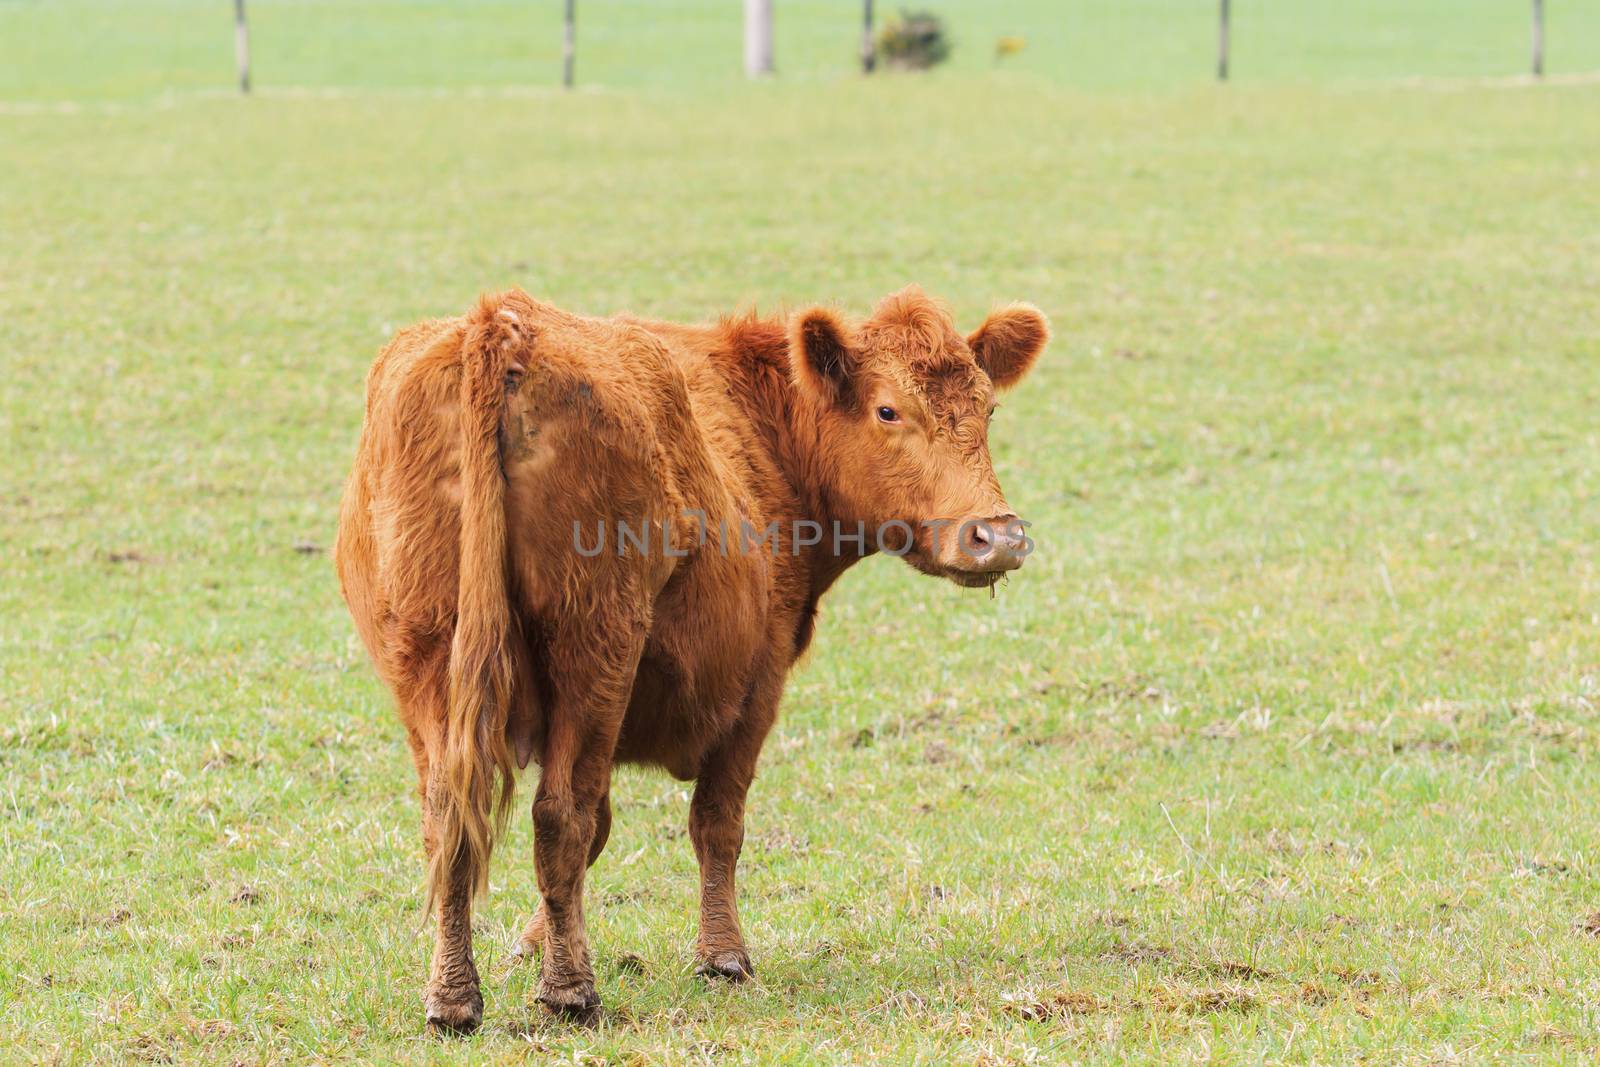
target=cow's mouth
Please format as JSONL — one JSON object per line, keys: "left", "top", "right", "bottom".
{"left": 917, "top": 556, "right": 1015, "bottom": 590}
{"left": 946, "top": 568, "right": 1004, "bottom": 589}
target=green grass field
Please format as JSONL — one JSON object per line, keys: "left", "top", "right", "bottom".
{"left": 3, "top": 2, "right": 1600, "bottom": 1063}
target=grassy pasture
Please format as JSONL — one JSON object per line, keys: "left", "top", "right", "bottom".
{"left": 3, "top": 2, "right": 1600, "bottom": 1063}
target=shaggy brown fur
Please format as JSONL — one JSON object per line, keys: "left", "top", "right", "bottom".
{"left": 334, "top": 285, "right": 1048, "bottom": 1030}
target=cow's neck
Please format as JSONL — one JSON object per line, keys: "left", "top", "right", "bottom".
{"left": 722, "top": 322, "right": 875, "bottom": 600}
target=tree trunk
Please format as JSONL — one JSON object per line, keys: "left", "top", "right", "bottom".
{"left": 744, "top": 0, "right": 774, "bottom": 78}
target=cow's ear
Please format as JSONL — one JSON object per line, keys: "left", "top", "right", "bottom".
{"left": 968, "top": 304, "right": 1049, "bottom": 389}
{"left": 791, "top": 307, "right": 860, "bottom": 407}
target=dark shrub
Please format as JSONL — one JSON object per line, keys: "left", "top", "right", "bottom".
{"left": 877, "top": 10, "right": 951, "bottom": 71}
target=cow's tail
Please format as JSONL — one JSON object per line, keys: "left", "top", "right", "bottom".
{"left": 428, "top": 293, "right": 528, "bottom": 913}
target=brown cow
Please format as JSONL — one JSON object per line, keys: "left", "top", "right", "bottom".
{"left": 334, "top": 285, "right": 1047, "bottom": 1030}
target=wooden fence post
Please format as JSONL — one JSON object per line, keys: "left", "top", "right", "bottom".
{"left": 862, "top": 0, "right": 876, "bottom": 74}
{"left": 1217, "top": 0, "right": 1230, "bottom": 82}
{"left": 234, "top": 0, "right": 250, "bottom": 94}
{"left": 1531, "top": 0, "right": 1545, "bottom": 77}
{"left": 563, "top": 0, "right": 576, "bottom": 88}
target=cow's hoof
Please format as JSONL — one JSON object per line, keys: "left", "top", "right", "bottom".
{"left": 509, "top": 909, "right": 545, "bottom": 963}
{"left": 424, "top": 986, "right": 484, "bottom": 1034}
{"left": 537, "top": 978, "right": 600, "bottom": 1022}
{"left": 695, "top": 949, "right": 755, "bottom": 982}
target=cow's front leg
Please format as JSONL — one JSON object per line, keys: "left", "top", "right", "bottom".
{"left": 532, "top": 746, "right": 614, "bottom": 1017}
{"left": 511, "top": 792, "right": 610, "bottom": 960}
{"left": 689, "top": 688, "right": 777, "bottom": 981}
{"left": 530, "top": 614, "right": 641, "bottom": 1019}
{"left": 689, "top": 772, "right": 754, "bottom": 979}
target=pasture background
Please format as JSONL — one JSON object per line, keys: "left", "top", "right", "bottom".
{"left": 3, "top": 1, "right": 1600, "bottom": 1063}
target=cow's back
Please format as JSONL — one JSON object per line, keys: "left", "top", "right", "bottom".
{"left": 335, "top": 294, "right": 761, "bottom": 773}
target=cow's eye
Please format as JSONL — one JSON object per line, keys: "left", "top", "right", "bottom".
{"left": 876, "top": 405, "right": 900, "bottom": 424}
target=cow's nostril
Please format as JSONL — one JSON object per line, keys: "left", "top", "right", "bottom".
{"left": 961, "top": 521, "right": 993, "bottom": 558}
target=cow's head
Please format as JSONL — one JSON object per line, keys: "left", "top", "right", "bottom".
{"left": 790, "top": 285, "right": 1049, "bottom": 587}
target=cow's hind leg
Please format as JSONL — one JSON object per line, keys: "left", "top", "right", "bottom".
{"left": 510, "top": 792, "right": 610, "bottom": 960}
{"left": 395, "top": 688, "right": 487, "bottom": 1033}
{"left": 531, "top": 613, "right": 644, "bottom": 1017}
{"left": 415, "top": 733, "right": 485, "bottom": 1032}
{"left": 424, "top": 781, "right": 484, "bottom": 1032}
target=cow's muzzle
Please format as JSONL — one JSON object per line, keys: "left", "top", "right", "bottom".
{"left": 944, "top": 513, "right": 1029, "bottom": 584}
